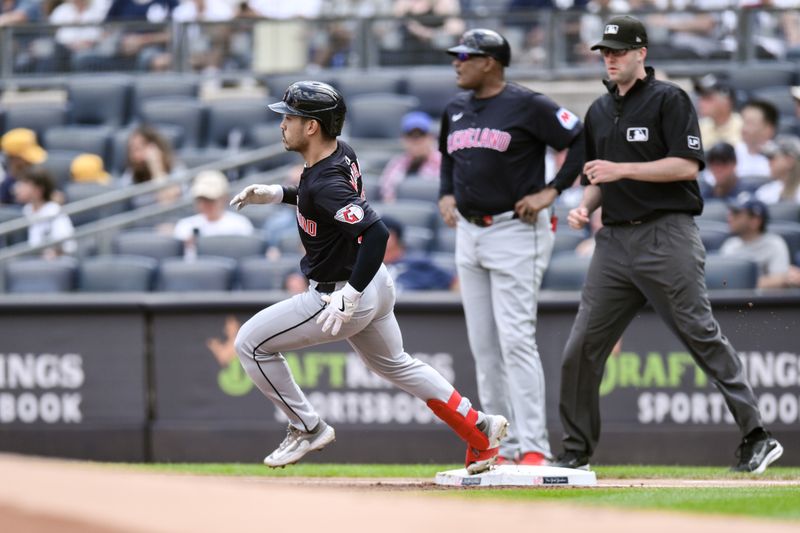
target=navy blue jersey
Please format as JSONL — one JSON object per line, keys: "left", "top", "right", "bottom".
{"left": 439, "top": 82, "right": 582, "bottom": 217}
{"left": 294, "top": 141, "right": 380, "bottom": 282}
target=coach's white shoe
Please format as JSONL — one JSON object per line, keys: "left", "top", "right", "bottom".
{"left": 264, "top": 420, "right": 336, "bottom": 468}
{"left": 465, "top": 414, "right": 509, "bottom": 475}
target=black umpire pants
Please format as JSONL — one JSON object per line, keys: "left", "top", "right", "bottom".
{"left": 559, "top": 213, "right": 763, "bottom": 457}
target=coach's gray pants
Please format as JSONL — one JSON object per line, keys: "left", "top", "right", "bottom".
{"left": 456, "top": 210, "right": 554, "bottom": 459}
{"left": 559, "top": 213, "right": 763, "bottom": 457}
{"left": 234, "top": 264, "right": 460, "bottom": 433}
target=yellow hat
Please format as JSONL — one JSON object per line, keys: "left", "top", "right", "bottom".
{"left": 1, "top": 128, "right": 47, "bottom": 164}
{"left": 70, "top": 153, "right": 111, "bottom": 184}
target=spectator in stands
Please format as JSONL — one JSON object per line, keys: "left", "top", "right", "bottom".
{"left": 70, "top": 153, "right": 111, "bottom": 185}
{"left": 104, "top": 0, "right": 177, "bottom": 70}
{"left": 0, "top": 0, "right": 41, "bottom": 26}
{"left": 382, "top": 216, "right": 455, "bottom": 292}
{"left": 14, "top": 166, "right": 76, "bottom": 258}
{"left": 391, "top": 0, "right": 464, "bottom": 65}
{"left": 119, "top": 125, "right": 182, "bottom": 208}
{"left": 700, "top": 142, "right": 749, "bottom": 201}
{"left": 379, "top": 111, "right": 441, "bottom": 203}
{"left": 736, "top": 100, "right": 778, "bottom": 178}
{"left": 173, "top": 170, "right": 253, "bottom": 257}
{"left": 694, "top": 74, "right": 741, "bottom": 148}
{"left": 720, "top": 198, "right": 800, "bottom": 289}
{"left": 755, "top": 135, "right": 800, "bottom": 204}
{"left": 0, "top": 128, "right": 48, "bottom": 205}
{"left": 170, "top": 0, "right": 234, "bottom": 72}
{"left": 263, "top": 163, "right": 303, "bottom": 257}
{"left": 49, "top": 0, "right": 106, "bottom": 69}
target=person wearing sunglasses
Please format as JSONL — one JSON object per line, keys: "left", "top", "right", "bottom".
{"left": 553, "top": 15, "right": 782, "bottom": 474}
{"left": 438, "top": 28, "right": 585, "bottom": 467}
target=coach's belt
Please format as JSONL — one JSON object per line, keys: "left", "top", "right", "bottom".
{"left": 310, "top": 280, "right": 348, "bottom": 293}
{"left": 464, "top": 211, "right": 518, "bottom": 227}
{"left": 609, "top": 212, "right": 667, "bottom": 227}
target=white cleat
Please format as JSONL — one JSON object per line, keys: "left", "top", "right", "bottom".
{"left": 264, "top": 420, "right": 336, "bottom": 468}
{"left": 466, "top": 414, "right": 509, "bottom": 475}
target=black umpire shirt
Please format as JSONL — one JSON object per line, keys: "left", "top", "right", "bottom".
{"left": 583, "top": 67, "right": 706, "bottom": 226}
{"left": 284, "top": 141, "right": 380, "bottom": 283}
{"left": 439, "top": 82, "right": 583, "bottom": 217}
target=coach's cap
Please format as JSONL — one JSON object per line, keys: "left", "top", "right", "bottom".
{"left": 761, "top": 135, "right": 800, "bottom": 159}
{"left": 591, "top": 15, "right": 648, "bottom": 50}
{"left": 729, "top": 196, "right": 769, "bottom": 222}
{"left": 693, "top": 74, "right": 734, "bottom": 98}
{"left": 191, "top": 170, "right": 229, "bottom": 200}
{"left": 706, "top": 142, "right": 737, "bottom": 164}
{"left": 401, "top": 111, "right": 433, "bottom": 135}
{"left": 1, "top": 128, "right": 47, "bottom": 164}
{"left": 71, "top": 153, "right": 110, "bottom": 184}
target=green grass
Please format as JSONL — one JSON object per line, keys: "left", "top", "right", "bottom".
{"left": 112, "top": 463, "right": 800, "bottom": 520}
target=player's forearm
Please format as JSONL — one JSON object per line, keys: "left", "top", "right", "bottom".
{"left": 580, "top": 184, "right": 602, "bottom": 213}
{"left": 349, "top": 220, "right": 389, "bottom": 292}
{"left": 281, "top": 186, "right": 298, "bottom": 205}
{"left": 618, "top": 157, "right": 699, "bottom": 183}
{"left": 550, "top": 129, "right": 586, "bottom": 193}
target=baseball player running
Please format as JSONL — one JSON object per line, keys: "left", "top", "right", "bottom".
{"left": 231, "top": 81, "right": 508, "bottom": 473}
{"left": 438, "top": 29, "right": 585, "bottom": 465}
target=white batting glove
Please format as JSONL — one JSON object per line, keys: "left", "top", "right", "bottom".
{"left": 316, "top": 283, "right": 362, "bottom": 336}
{"left": 229, "top": 184, "right": 283, "bottom": 211}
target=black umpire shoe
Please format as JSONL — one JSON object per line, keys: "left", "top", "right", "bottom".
{"left": 731, "top": 430, "right": 783, "bottom": 474}
{"left": 552, "top": 450, "right": 591, "bottom": 471}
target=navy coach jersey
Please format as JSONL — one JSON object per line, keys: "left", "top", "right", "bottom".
{"left": 295, "top": 141, "right": 380, "bottom": 282}
{"left": 439, "top": 82, "right": 582, "bottom": 217}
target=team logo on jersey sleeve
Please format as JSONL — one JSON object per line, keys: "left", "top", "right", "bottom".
{"left": 687, "top": 135, "right": 701, "bottom": 150}
{"left": 626, "top": 127, "right": 649, "bottom": 142}
{"left": 335, "top": 204, "right": 365, "bottom": 224}
{"left": 556, "top": 108, "right": 579, "bottom": 130}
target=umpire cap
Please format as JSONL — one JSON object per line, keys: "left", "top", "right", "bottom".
{"left": 268, "top": 81, "right": 347, "bottom": 138}
{"left": 447, "top": 28, "right": 511, "bottom": 67}
{"left": 591, "top": 15, "right": 648, "bottom": 50}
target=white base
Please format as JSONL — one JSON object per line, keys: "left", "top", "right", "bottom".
{"left": 434, "top": 464, "right": 597, "bottom": 488}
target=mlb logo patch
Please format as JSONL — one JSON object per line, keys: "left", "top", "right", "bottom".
{"left": 626, "top": 127, "right": 649, "bottom": 142}
{"left": 335, "top": 204, "right": 364, "bottom": 224}
{"left": 605, "top": 24, "right": 619, "bottom": 34}
{"left": 687, "top": 135, "right": 701, "bottom": 150}
{"left": 556, "top": 107, "right": 579, "bottom": 130}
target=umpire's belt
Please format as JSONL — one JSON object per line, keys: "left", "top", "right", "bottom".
{"left": 310, "top": 279, "right": 348, "bottom": 293}
{"left": 464, "top": 210, "right": 518, "bottom": 227}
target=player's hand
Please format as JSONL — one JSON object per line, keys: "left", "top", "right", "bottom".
{"left": 567, "top": 206, "right": 591, "bottom": 230}
{"left": 316, "top": 283, "right": 362, "bottom": 336}
{"left": 438, "top": 194, "right": 458, "bottom": 228}
{"left": 584, "top": 160, "right": 623, "bottom": 184}
{"left": 229, "top": 184, "right": 283, "bottom": 211}
{"left": 514, "top": 188, "right": 558, "bottom": 223}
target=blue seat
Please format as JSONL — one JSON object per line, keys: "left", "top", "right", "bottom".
{"left": 67, "top": 76, "right": 132, "bottom": 127}
{"left": 3, "top": 103, "right": 68, "bottom": 140}
{"left": 205, "top": 98, "right": 273, "bottom": 149}
{"left": 237, "top": 256, "right": 301, "bottom": 291}
{"left": 112, "top": 230, "right": 184, "bottom": 260}
{"left": 345, "top": 94, "right": 420, "bottom": 139}
{"left": 5, "top": 257, "right": 78, "bottom": 293}
{"left": 768, "top": 221, "right": 800, "bottom": 266}
{"left": 394, "top": 179, "right": 440, "bottom": 203}
{"left": 196, "top": 234, "right": 267, "bottom": 260}
{"left": 704, "top": 255, "right": 758, "bottom": 289}
{"left": 139, "top": 97, "right": 207, "bottom": 147}
{"left": 331, "top": 70, "right": 404, "bottom": 99}
{"left": 405, "top": 68, "right": 461, "bottom": 118}
{"left": 553, "top": 230, "right": 587, "bottom": 256}
{"left": 541, "top": 254, "right": 592, "bottom": 290}
{"left": 132, "top": 75, "right": 199, "bottom": 119}
{"left": 157, "top": 257, "right": 237, "bottom": 291}
{"left": 43, "top": 125, "right": 113, "bottom": 162}
{"left": 78, "top": 255, "right": 157, "bottom": 292}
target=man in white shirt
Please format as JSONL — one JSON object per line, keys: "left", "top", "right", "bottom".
{"left": 720, "top": 198, "right": 800, "bottom": 289}
{"left": 173, "top": 170, "right": 254, "bottom": 254}
{"left": 735, "top": 100, "right": 778, "bottom": 178}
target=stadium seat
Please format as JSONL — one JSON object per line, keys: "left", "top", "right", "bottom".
{"left": 768, "top": 221, "right": 800, "bottom": 265}
{"left": 405, "top": 68, "right": 461, "bottom": 118}
{"left": 112, "top": 231, "right": 184, "bottom": 260}
{"left": 371, "top": 200, "right": 439, "bottom": 232}
{"left": 196, "top": 234, "right": 267, "bottom": 260}
{"left": 698, "top": 224, "right": 730, "bottom": 252}
{"left": 751, "top": 86, "right": 797, "bottom": 118}
{"left": 738, "top": 174, "right": 772, "bottom": 192}
{"left": 0, "top": 205, "right": 26, "bottom": 246}
{"left": 41, "top": 149, "right": 82, "bottom": 188}
{"left": 2, "top": 103, "right": 68, "bottom": 140}
{"left": 205, "top": 98, "right": 273, "bottom": 149}
{"left": 395, "top": 178, "right": 440, "bottom": 203}
{"left": 345, "top": 94, "right": 420, "bottom": 139}
{"left": 553, "top": 230, "right": 587, "bottom": 256}
{"left": 237, "top": 256, "right": 301, "bottom": 291}
{"left": 768, "top": 202, "right": 800, "bottom": 223}
{"left": 64, "top": 183, "right": 128, "bottom": 226}
{"left": 4, "top": 256, "right": 78, "bottom": 293}
{"left": 541, "top": 254, "right": 592, "bottom": 290}
{"left": 139, "top": 97, "right": 207, "bottom": 147}
{"left": 78, "top": 255, "right": 157, "bottom": 292}
{"left": 43, "top": 125, "right": 113, "bottom": 162}
{"left": 131, "top": 75, "right": 199, "bottom": 119}
{"left": 330, "top": 70, "right": 405, "bottom": 99}
{"left": 157, "top": 257, "right": 237, "bottom": 292}
{"left": 704, "top": 255, "right": 758, "bottom": 289}
{"left": 698, "top": 199, "right": 730, "bottom": 223}
{"left": 428, "top": 251, "right": 456, "bottom": 275}
{"left": 727, "top": 64, "right": 797, "bottom": 92}
{"left": 436, "top": 226, "right": 456, "bottom": 253}
{"left": 67, "top": 76, "right": 132, "bottom": 127}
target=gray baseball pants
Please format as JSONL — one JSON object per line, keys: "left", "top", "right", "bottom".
{"left": 456, "top": 209, "right": 555, "bottom": 459}
{"left": 234, "top": 264, "right": 463, "bottom": 433}
{"left": 559, "top": 213, "right": 763, "bottom": 457}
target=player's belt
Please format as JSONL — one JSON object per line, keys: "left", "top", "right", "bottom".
{"left": 464, "top": 211, "right": 518, "bottom": 227}
{"left": 310, "top": 280, "right": 348, "bottom": 293}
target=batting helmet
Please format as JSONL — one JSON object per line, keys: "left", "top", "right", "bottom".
{"left": 268, "top": 81, "right": 346, "bottom": 138}
{"left": 447, "top": 29, "right": 511, "bottom": 67}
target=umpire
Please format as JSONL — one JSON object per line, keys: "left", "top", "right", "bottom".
{"left": 553, "top": 15, "right": 782, "bottom": 474}
{"left": 438, "top": 28, "right": 584, "bottom": 465}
